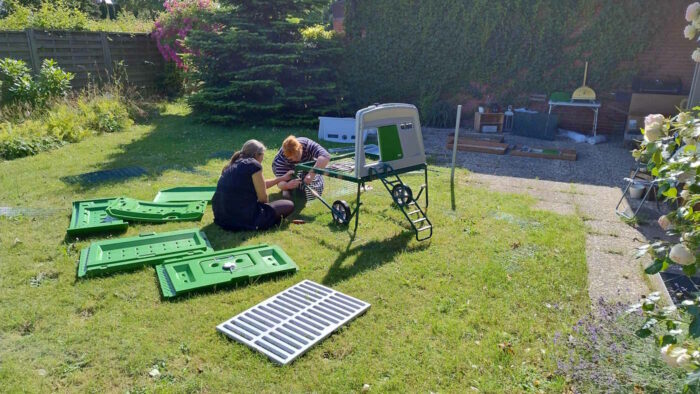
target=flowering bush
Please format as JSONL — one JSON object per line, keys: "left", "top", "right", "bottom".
{"left": 152, "top": 0, "right": 218, "bottom": 69}
{"left": 685, "top": 2, "right": 700, "bottom": 62}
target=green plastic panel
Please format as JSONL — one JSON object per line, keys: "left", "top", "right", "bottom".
{"left": 106, "top": 198, "right": 206, "bottom": 223}
{"left": 377, "top": 125, "right": 403, "bottom": 161}
{"left": 77, "top": 228, "right": 212, "bottom": 278}
{"left": 67, "top": 198, "right": 128, "bottom": 236}
{"left": 155, "top": 244, "right": 298, "bottom": 299}
{"left": 153, "top": 186, "right": 217, "bottom": 204}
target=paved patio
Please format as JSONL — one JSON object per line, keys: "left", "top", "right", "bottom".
{"left": 422, "top": 128, "right": 670, "bottom": 305}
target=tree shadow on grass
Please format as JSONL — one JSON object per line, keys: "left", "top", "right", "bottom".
{"left": 321, "top": 231, "right": 429, "bottom": 286}
{"left": 63, "top": 109, "right": 321, "bottom": 189}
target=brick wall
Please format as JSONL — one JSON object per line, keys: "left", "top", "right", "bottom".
{"left": 555, "top": 2, "right": 696, "bottom": 135}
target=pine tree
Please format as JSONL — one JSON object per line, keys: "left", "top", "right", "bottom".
{"left": 187, "top": 0, "right": 343, "bottom": 127}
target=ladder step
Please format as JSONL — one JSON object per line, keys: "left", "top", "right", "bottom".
{"left": 412, "top": 218, "right": 427, "bottom": 224}
{"left": 407, "top": 201, "right": 417, "bottom": 206}
{"left": 417, "top": 225, "right": 432, "bottom": 232}
{"left": 407, "top": 210, "right": 421, "bottom": 215}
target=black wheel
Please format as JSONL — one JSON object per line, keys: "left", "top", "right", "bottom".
{"left": 331, "top": 200, "right": 351, "bottom": 225}
{"left": 391, "top": 185, "right": 413, "bottom": 206}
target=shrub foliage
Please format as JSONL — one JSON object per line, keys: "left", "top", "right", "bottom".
{"left": 342, "top": 0, "right": 668, "bottom": 115}
{"left": 185, "top": 0, "right": 344, "bottom": 127}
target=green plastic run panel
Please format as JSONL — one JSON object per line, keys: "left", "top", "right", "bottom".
{"left": 153, "top": 186, "right": 217, "bottom": 204}
{"left": 377, "top": 125, "right": 403, "bottom": 162}
{"left": 156, "top": 244, "right": 298, "bottom": 299}
{"left": 77, "top": 228, "right": 212, "bottom": 278}
{"left": 106, "top": 198, "right": 207, "bottom": 223}
{"left": 67, "top": 198, "right": 128, "bottom": 236}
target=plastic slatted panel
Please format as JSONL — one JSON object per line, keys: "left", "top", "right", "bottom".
{"left": 105, "top": 198, "right": 206, "bottom": 222}
{"left": 153, "top": 186, "right": 217, "bottom": 204}
{"left": 77, "top": 229, "right": 211, "bottom": 278}
{"left": 217, "top": 280, "right": 370, "bottom": 365}
{"left": 67, "top": 198, "right": 128, "bottom": 236}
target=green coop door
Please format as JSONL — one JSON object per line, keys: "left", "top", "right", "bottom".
{"left": 377, "top": 125, "right": 403, "bottom": 161}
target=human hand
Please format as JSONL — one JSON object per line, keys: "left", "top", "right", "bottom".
{"left": 281, "top": 170, "right": 294, "bottom": 181}
{"left": 304, "top": 173, "right": 314, "bottom": 185}
{"left": 287, "top": 179, "right": 301, "bottom": 188}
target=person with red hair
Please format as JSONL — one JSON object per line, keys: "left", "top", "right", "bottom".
{"left": 272, "top": 135, "right": 330, "bottom": 199}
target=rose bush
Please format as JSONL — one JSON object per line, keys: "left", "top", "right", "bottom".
{"left": 152, "top": 0, "right": 218, "bottom": 69}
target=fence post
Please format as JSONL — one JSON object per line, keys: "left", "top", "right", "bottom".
{"left": 25, "top": 29, "right": 40, "bottom": 74}
{"left": 100, "top": 32, "right": 113, "bottom": 76}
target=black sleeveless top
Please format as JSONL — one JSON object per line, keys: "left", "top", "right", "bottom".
{"left": 212, "top": 158, "right": 277, "bottom": 231}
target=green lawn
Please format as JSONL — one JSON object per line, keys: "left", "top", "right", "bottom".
{"left": 0, "top": 103, "right": 588, "bottom": 393}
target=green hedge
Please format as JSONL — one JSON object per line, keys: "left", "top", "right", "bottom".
{"left": 342, "top": 0, "right": 670, "bottom": 119}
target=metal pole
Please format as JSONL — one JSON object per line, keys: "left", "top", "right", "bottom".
{"left": 450, "top": 105, "right": 463, "bottom": 184}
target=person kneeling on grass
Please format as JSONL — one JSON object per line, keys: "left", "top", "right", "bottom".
{"left": 272, "top": 135, "right": 330, "bottom": 199}
{"left": 212, "top": 140, "right": 295, "bottom": 231}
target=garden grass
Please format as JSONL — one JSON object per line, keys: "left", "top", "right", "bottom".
{"left": 0, "top": 103, "right": 588, "bottom": 393}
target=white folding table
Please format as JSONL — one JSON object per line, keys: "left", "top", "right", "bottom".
{"left": 548, "top": 100, "right": 601, "bottom": 136}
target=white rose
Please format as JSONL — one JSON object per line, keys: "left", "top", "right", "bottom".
{"left": 644, "top": 124, "right": 663, "bottom": 142}
{"left": 658, "top": 215, "right": 673, "bottom": 230}
{"left": 687, "top": 2, "right": 700, "bottom": 22}
{"left": 677, "top": 112, "right": 692, "bottom": 124}
{"left": 693, "top": 48, "right": 700, "bottom": 63}
{"left": 662, "top": 345, "right": 689, "bottom": 368}
{"left": 645, "top": 114, "right": 665, "bottom": 128}
{"left": 670, "top": 243, "right": 696, "bottom": 266}
{"left": 694, "top": 18, "right": 700, "bottom": 29}
{"left": 686, "top": 25, "right": 697, "bottom": 40}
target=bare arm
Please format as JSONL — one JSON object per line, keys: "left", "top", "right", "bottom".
{"left": 266, "top": 170, "right": 294, "bottom": 189}
{"left": 304, "top": 155, "right": 330, "bottom": 184}
{"left": 252, "top": 170, "right": 269, "bottom": 203}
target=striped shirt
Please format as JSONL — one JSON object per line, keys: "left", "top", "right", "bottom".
{"left": 271, "top": 137, "right": 330, "bottom": 177}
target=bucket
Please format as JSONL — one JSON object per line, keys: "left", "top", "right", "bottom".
{"left": 629, "top": 183, "right": 645, "bottom": 199}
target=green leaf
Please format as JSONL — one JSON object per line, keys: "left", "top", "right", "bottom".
{"left": 652, "top": 167, "right": 659, "bottom": 177}
{"left": 690, "top": 316, "right": 700, "bottom": 338}
{"left": 652, "top": 151, "right": 662, "bottom": 165}
{"left": 635, "top": 328, "right": 652, "bottom": 338}
{"left": 644, "top": 259, "right": 664, "bottom": 275}
{"left": 683, "top": 264, "right": 698, "bottom": 277}
{"left": 663, "top": 187, "right": 678, "bottom": 198}
{"left": 660, "top": 334, "right": 678, "bottom": 345}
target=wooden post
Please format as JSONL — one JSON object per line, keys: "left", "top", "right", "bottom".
{"left": 100, "top": 32, "right": 113, "bottom": 76}
{"left": 25, "top": 29, "right": 40, "bottom": 74}
{"left": 450, "top": 105, "right": 463, "bottom": 184}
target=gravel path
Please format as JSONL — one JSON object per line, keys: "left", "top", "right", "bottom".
{"left": 423, "top": 128, "right": 669, "bottom": 305}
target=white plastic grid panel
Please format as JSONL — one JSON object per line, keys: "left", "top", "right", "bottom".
{"left": 216, "top": 280, "right": 370, "bottom": 365}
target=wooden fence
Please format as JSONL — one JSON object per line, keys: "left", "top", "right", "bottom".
{"left": 0, "top": 29, "right": 164, "bottom": 89}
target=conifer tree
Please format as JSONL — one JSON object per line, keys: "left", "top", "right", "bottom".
{"left": 187, "top": 0, "right": 343, "bottom": 127}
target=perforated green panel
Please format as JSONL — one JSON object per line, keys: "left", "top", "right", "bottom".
{"left": 77, "top": 228, "right": 212, "bottom": 278}
{"left": 106, "top": 198, "right": 206, "bottom": 223}
{"left": 156, "top": 244, "right": 298, "bottom": 299}
{"left": 153, "top": 186, "right": 217, "bottom": 204}
{"left": 67, "top": 198, "right": 128, "bottom": 236}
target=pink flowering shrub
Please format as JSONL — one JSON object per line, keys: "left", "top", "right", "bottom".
{"left": 153, "top": 0, "right": 218, "bottom": 69}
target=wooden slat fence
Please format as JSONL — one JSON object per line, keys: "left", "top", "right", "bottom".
{"left": 0, "top": 29, "right": 164, "bottom": 89}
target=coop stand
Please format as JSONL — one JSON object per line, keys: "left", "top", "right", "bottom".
{"left": 296, "top": 159, "right": 432, "bottom": 241}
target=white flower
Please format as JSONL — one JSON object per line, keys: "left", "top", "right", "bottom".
{"left": 658, "top": 215, "right": 673, "bottom": 230}
{"left": 670, "top": 243, "right": 696, "bottom": 266}
{"left": 693, "top": 350, "right": 700, "bottom": 359}
{"left": 682, "top": 189, "right": 691, "bottom": 200}
{"left": 644, "top": 125, "right": 663, "bottom": 142}
{"left": 693, "top": 17, "right": 700, "bottom": 29}
{"left": 677, "top": 112, "right": 692, "bottom": 124}
{"left": 686, "top": 25, "right": 697, "bottom": 40}
{"left": 693, "top": 48, "right": 700, "bottom": 63}
{"left": 644, "top": 114, "right": 665, "bottom": 141}
{"left": 687, "top": 2, "right": 700, "bottom": 22}
{"left": 662, "top": 345, "right": 690, "bottom": 368}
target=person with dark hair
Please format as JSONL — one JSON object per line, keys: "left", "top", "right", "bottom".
{"left": 212, "top": 139, "right": 295, "bottom": 231}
